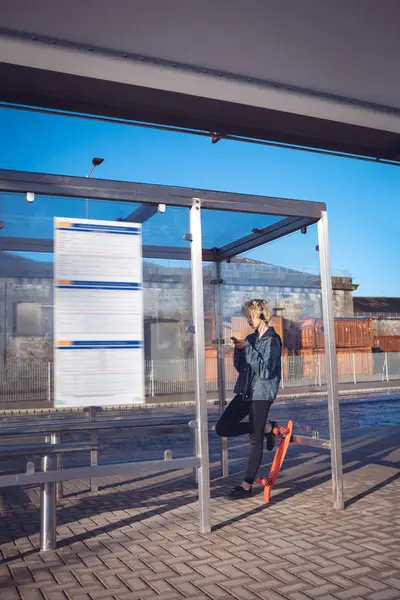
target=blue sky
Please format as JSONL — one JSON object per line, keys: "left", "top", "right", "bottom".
{"left": 1, "top": 106, "right": 399, "bottom": 297}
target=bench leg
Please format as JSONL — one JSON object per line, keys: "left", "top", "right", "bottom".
{"left": 56, "top": 453, "right": 63, "bottom": 500}
{"left": 221, "top": 437, "right": 229, "bottom": 477}
{"left": 192, "top": 425, "right": 198, "bottom": 484}
{"left": 40, "top": 454, "right": 57, "bottom": 552}
{"left": 90, "top": 430, "right": 98, "bottom": 492}
{"left": 89, "top": 406, "right": 99, "bottom": 493}
{"left": 52, "top": 432, "right": 63, "bottom": 500}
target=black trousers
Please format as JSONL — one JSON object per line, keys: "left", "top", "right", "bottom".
{"left": 215, "top": 395, "right": 272, "bottom": 484}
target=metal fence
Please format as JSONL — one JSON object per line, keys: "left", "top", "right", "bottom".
{"left": 0, "top": 361, "right": 52, "bottom": 404}
{"left": 355, "top": 312, "right": 400, "bottom": 319}
{"left": 1, "top": 353, "right": 400, "bottom": 405}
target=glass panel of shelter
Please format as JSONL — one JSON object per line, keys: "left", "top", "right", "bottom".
{"left": 216, "top": 224, "right": 328, "bottom": 454}
{"left": 0, "top": 192, "right": 199, "bottom": 467}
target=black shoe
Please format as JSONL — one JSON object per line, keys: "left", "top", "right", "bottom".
{"left": 265, "top": 421, "right": 277, "bottom": 451}
{"left": 227, "top": 485, "right": 253, "bottom": 499}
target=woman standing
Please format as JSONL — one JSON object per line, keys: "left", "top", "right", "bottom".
{"left": 216, "top": 299, "right": 282, "bottom": 499}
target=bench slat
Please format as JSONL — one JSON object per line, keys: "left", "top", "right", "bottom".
{"left": 0, "top": 442, "right": 97, "bottom": 457}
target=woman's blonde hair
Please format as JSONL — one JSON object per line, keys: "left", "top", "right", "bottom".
{"left": 242, "top": 299, "right": 272, "bottom": 323}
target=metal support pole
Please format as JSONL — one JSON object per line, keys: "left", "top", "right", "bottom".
{"left": 190, "top": 199, "right": 211, "bottom": 534}
{"left": 89, "top": 406, "right": 99, "bottom": 492}
{"left": 318, "top": 211, "right": 344, "bottom": 510}
{"left": 40, "top": 436, "right": 57, "bottom": 551}
{"left": 215, "top": 261, "right": 229, "bottom": 477}
{"left": 352, "top": 353, "right": 357, "bottom": 385}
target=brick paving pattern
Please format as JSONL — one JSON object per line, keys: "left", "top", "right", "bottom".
{"left": 0, "top": 425, "right": 399, "bottom": 600}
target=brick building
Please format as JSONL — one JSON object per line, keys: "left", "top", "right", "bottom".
{"left": 0, "top": 252, "right": 358, "bottom": 362}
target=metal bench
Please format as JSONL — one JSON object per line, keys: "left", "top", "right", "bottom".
{"left": 0, "top": 416, "right": 197, "bottom": 493}
{"left": 0, "top": 440, "right": 97, "bottom": 551}
{"left": 0, "top": 415, "right": 330, "bottom": 552}
{"left": 0, "top": 417, "right": 202, "bottom": 551}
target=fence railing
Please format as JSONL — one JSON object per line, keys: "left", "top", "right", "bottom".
{"left": 1, "top": 352, "right": 400, "bottom": 404}
{"left": 355, "top": 312, "right": 400, "bottom": 319}
{"left": 0, "top": 361, "right": 52, "bottom": 403}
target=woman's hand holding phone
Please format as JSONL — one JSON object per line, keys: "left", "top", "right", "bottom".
{"left": 231, "top": 337, "right": 248, "bottom": 350}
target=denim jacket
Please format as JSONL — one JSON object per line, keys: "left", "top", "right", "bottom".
{"left": 233, "top": 327, "right": 282, "bottom": 401}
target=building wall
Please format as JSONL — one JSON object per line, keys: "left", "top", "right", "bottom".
{"left": 0, "top": 280, "right": 53, "bottom": 361}
{"left": 0, "top": 259, "right": 358, "bottom": 361}
{"left": 373, "top": 319, "right": 400, "bottom": 336}
{"left": 333, "top": 289, "right": 354, "bottom": 318}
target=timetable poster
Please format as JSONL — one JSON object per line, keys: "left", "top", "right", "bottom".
{"left": 54, "top": 218, "right": 144, "bottom": 407}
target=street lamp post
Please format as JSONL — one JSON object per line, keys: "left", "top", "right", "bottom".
{"left": 86, "top": 157, "right": 104, "bottom": 218}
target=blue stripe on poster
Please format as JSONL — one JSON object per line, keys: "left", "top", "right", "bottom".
{"left": 57, "top": 341, "right": 143, "bottom": 349}
{"left": 57, "top": 281, "right": 141, "bottom": 290}
{"left": 57, "top": 223, "right": 140, "bottom": 235}
{"left": 57, "top": 286, "right": 141, "bottom": 290}
{"left": 70, "top": 223, "right": 140, "bottom": 233}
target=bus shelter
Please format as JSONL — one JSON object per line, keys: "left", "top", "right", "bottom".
{"left": 0, "top": 168, "right": 343, "bottom": 541}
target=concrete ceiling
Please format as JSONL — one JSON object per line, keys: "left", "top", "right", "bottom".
{"left": 1, "top": 0, "right": 400, "bottom": 160}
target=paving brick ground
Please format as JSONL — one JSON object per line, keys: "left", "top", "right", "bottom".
{"left": 0, "top": 425, "right": 399, "bottom": 600}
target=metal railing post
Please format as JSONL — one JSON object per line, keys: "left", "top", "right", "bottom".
{"left": 47, "top": 361, "right": 52, "bottom": 403}
{"left": 352, "top": 353, "right": 357, "bottom": 385}
{"left": 385, "top": 352, "right": 389, "bottom": 382}
{"left": 89, "top": 406, "right": 99, "bottom": 492}
{"left": 190, "top": 199, "right": 211, "bottom": 534}
{"left": 314, "top": 354, "right": 318, "bottom": 386}
{"left": 214, "top": 261, "right": 229, "bottom": 477}
{"left": 318, "top": 211, "right": 344, "bottom": 511}
{"left": 317, "top": 353, "right": 322, "bottom": 387}
{"left": 150, "top": 359, "right": 155, "bottom": 397}
{"left": 40, "top": 435, "right": 57, "bottom": 551}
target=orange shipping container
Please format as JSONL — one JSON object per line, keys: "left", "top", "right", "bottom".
{"left": 335, "top": 348, "right": 373, "bottom": 377}
{"left": 299, "top": 348, "right": 316, "bottom": 379}
{"left": 300, "top": 347, "right": 373, "bottom": 378}
{"left": 297, "top": 319, "right": 316, "bottom": 348}
{"left": 281, "top": 348, "right": 291, "bottom": 380}
{"left": 326, "top": 319, "right": 373, "bottom": 349}
{"left": 374, "top": 335, "right": 400, "bottom": 353}
{"left": 297, "top": 318, "right": 373, "bottom": 349}
{"left": 205, "top": 347, "right": 218, "bottom": 384}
